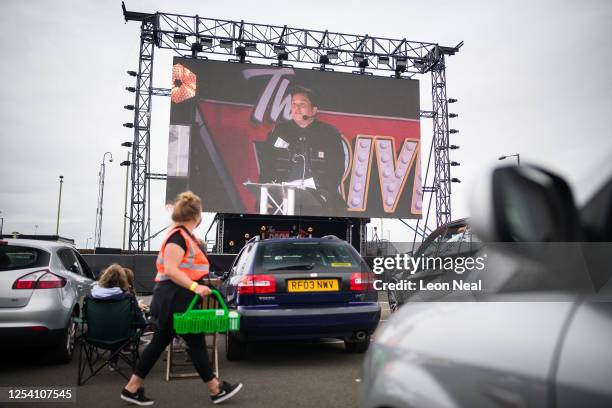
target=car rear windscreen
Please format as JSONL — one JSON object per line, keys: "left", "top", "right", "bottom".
{"left": 0, "top": 245, "right": 50, "bottom": 271}
{"left": 261, "top": 241, "right": 361, "bottom": 270}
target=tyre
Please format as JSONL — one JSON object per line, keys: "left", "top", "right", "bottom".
{"left": 49, "top": 314, "right": 78, "bottom": 364}
{"left": 225, "top": 332, "right": 247, "bottom": 361}
{"left": 345, "top": 334, "right": 370, "bottom": 353}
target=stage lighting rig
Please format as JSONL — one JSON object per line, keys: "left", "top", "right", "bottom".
{"left": 451, "top": 178, "right": 461, "bottom": 183}
{"left": 235, "top": 45, "right": 247, "bottom": 62}
{"left": 121, "top": 141, "right": 133, "bottom": 147}
{"left": 244, "top": 42, "right": 257, "bottom": 51}
{"left": 319, "top": 54, "right": 330, "bottom": 65}
{"left": 126, "top": 70, "right": 138, "bottom": 77}
{"left": 326, "top": 50, "right": 339, "bottom": 60}
{"left": 395, "top": 56, "right": 408, "bottom": 67}
{"left": 191, "top": 42, "right": 203, "bottom": 56}
{"left": 378, "top": 56, "right": 390, "bottom": 65}
{"left": 449, "top": 129, "right": 459, "bottom": 134}
{"left": 173, "top": 34, "right": 187, "bottom": 44}
{"left": 219, "top": 39, "right": 233, "bottom": 50}
{"left": 449, "top": 113, "right": 458, "bottom": 118}
{"left": 123, "top": 122, "right": 134, "bottom": 128}
{"left": 199, "top": 36, "right": 213, "bottom": 46}
{"left": 125, "top": 86, "right": 136, "bottom": 93}
{"left": 274, "top": 44, "right": 286, "bottom": 54}
{"left": 124, "top": 105, "right": 135, "bottom": 110}
{"left": 448, "top": 98, "right": 458, "bottom": 103}
{"left": 450, "top": 161, "right": 460, "bottom": 166}
{"left": 353, "top": 53, "right": 365, "bottom": 63}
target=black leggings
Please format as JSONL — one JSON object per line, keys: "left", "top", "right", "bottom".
{"left": 134, "top": 328, "right": 215, "bottom": 382}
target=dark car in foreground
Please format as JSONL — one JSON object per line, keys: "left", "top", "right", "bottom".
{"left": 0, "top": 239, "right": 95, "bottom": 363}
{"left": 361, "top": 164, "right": 612, "bottom": 408}
{"left": 219, "top": 235, "right": 380, "bottom": 359}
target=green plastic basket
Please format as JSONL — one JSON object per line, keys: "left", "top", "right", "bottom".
{"left": 173, "top": 289, "right": 240, "bottom": 334}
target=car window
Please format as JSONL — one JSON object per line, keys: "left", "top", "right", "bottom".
{"left": 74, "top": 250, "right": 94, "bottom": 279}
{"left": 261, "top": 241, "right": 361, "bottom": 270}
{"left": 0, "top": 245, "right": 50, "bottom": 271}
{"left": 234, "top": 244, "right": 254, "bottom": 276}
{"left": 57, "top": 248, "right": 82, "bottom": 275}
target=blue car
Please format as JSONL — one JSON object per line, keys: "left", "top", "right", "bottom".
{"left": 219, "top": 235, "right": 381, "bottom": 360}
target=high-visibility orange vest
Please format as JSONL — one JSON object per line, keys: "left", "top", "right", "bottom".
{"left": 155, "top": 227, "right": 210, "bottom": 282}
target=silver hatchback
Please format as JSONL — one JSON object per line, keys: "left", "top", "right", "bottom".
{"left": 0, "top": 238, "right": 95, "bottom": 363}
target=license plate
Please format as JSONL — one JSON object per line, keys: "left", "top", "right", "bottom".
{"left": 287, "top": 279, "right": 339, "bottom": 292}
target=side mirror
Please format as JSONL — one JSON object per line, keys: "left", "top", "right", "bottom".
{"left": 471, "top": 165, "right": 581, "bottom": 242}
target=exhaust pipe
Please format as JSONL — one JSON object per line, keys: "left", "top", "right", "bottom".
{"left": 354, "top": 331, "right": 367, "bottom": 341}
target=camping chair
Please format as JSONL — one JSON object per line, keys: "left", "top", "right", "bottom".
{"left": 77, "top": 296, "right": 144, "bottom": 385}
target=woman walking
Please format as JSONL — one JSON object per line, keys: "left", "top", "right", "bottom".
{"left": 121, "top": 191, "right": 242, "bottom": 406}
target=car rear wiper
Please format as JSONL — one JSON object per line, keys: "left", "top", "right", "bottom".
{"left": 267, "top": 263, "right": 315, "bottom": 271}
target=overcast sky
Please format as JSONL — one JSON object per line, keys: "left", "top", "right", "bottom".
{"left": 0, "top": 0, "right": 610, "bottom": 249}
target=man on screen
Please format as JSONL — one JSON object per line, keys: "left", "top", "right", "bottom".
{"left": 259, "top": 86, "right": 346, "bottom": 214}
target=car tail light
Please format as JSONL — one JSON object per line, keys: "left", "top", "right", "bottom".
{"left": 29, "top": 326, "right": 49, "bottom": 332}
{"left": 350, "top": 272, "right": 375, "bottom": 291}
{"left": 0, "top": 240, "right": 7, "bottom": 246}
{"left": 237, "top": 274, "right": 276, "bottom": 294}
{"left": 12, "top": 270, "right": 66, "bottom": 290}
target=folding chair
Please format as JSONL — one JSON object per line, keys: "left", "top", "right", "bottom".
{"left": 77, "top": 296, "right": 143, "bottom": 385}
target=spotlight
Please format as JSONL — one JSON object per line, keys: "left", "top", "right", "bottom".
{"left": 121, "top": 141, "right": 133, "bottom": 147}
{"left": 244, "top": 233, "right": 250, "bottom": 239}
{"left": 173, "top": 34, "right": 187, "bottom": 44}
{"left": 448, "top": 98, "right": 458, "bottom": 103}
{"left": 219, "top": 39, "right": 233, "bottom": 50}
{"left": 395, "top": 56, "right": 408, "bottom": 67}
{"left": 450, "top": 161, "right": 460, "bottom": 166}
{"left": 124, "top": 105, "right": 135, "bottom": 111}
{"left": 277, "top": 51, "right": 289, "bottom": 61}
{"left": 358, "top": 59, "right": 369, "bottom": 69}
{"left": 327, "top": 50, "right": 339, "bottom": 60}
{"left": 126, "top": 70, "right": 138, "bottom": 77}
{"left": 235, "top": 46, "right": 247, "bottom": 62}
{"left": 394, "top": 65, "right": 406, "bottom": 78}
{"left": 199, "top": 36, "right": 213, "bottom": 46}
{"left": 307, "top": 227, "right": 313, "bottom": 233}
{"left": 273, "top": 44, "right": 286, "bottom": 55}
{"left": 450, "top": 145, "right": 460, "bottom": 150}
{"left": 319, "top": 55, "right": 330, "bottom": 65}
{"left": 260, "top": 225, "right": 267, "bottom": 231}
{"left": 413, "top": 58, "right": 426, "bottom": 70}
{"left": 228, "top": 240, "right": 235, "bottom": 247}
{"left": 244, "top": 42, "right": 257, "bottom": 51}
{"left": 449, "top": 113, "right": 459, "bottom": 118}
{"left": 123, "top": 123, "right": 134, "bottom": 128}
{"left": 191, "top": 42, "right": 203, "bottom": 54}
{"left": 449, "top": 129, "right": 459, "bottom": 134}
{"left": 451, "top": 178, "right": 461, "bottom": 183}
{"left": 125, "top": 87, "right": 136, "bottom": 93}
{"left": 120, "top": 160, "right": 131, "bottom": 167}
{"left": 378, "top": 56, "right": 390, "bottom": 64}
{"left": 353, "top": 53, "right": 365, "bottom": 63}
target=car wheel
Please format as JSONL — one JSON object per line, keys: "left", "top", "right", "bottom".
{"left": 49, "top": 314, "right": 78, "bottom": 364}
{"left": 226, "top": 332, "right": 247, "bottom": 361}
{"left": 345, "top": 334, "right": 370, "bottom": 353}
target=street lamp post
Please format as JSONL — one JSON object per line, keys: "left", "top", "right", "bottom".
{"left": 56, "top": 175, "right": 64, "bottom": 235}
{"left": 86, "top": 237, "right": 92, "bottom": 249}
{"left": 94, "top": 152, "right": 113, "bottom": 249}
{"left": 498, "top": 153, "right": 521, "bottom": 166}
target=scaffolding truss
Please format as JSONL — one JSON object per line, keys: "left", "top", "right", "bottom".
{"left": 122, "top": 3, "right": 461, "bottom": 251}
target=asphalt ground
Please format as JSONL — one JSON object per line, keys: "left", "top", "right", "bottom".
{"left": 0, "top": 301, "right": 391, "bottom": 408}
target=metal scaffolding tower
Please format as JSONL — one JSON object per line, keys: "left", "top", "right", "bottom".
{"left": 121, "top": 2, "right": 461, "bottom": 251}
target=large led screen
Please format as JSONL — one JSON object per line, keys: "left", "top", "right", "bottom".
{"left": 166, "top": 58, "right": 422, "bottom": 219}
